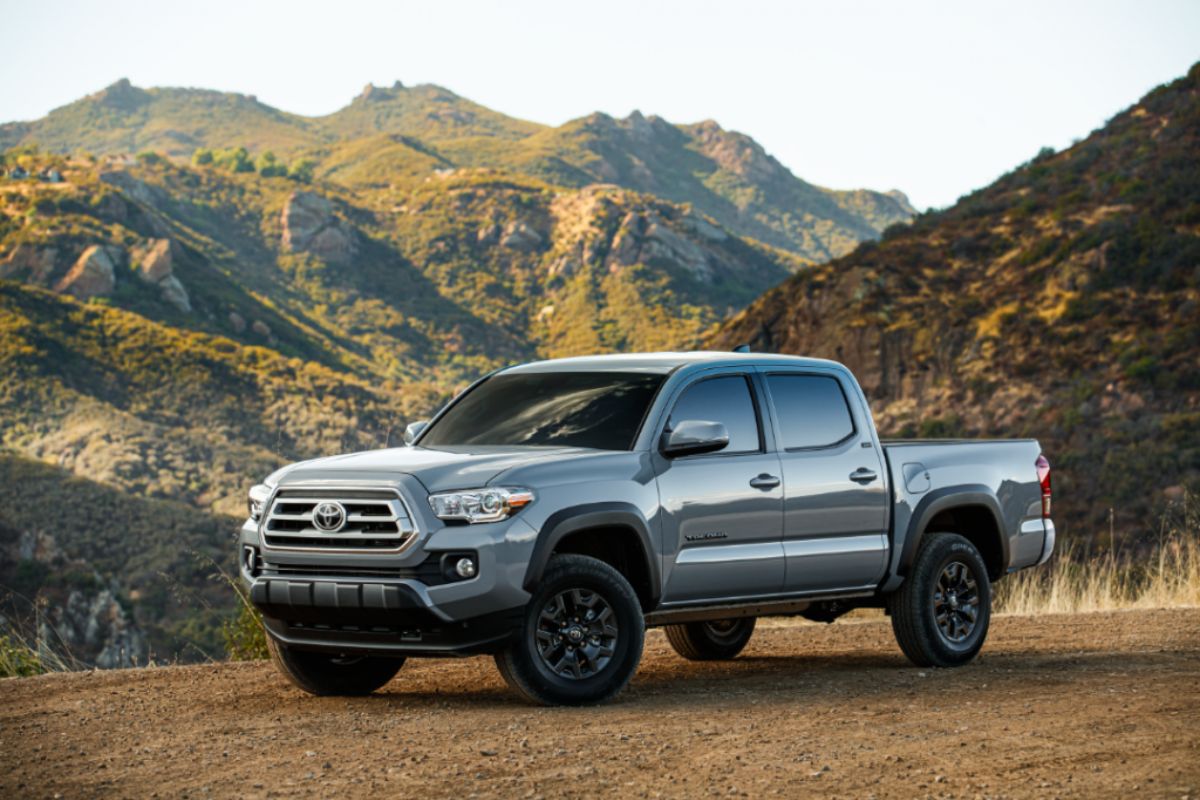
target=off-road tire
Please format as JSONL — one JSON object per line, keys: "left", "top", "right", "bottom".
{"left": 267, "top": 636, "right": 404, "bottom": 696}
{"left": 887, "top": 532, "right": 991, "bottom": 668}
{"left": 494, "top": 554, "right": 644, "bottom": 706}
{"left": 664, "top": 617, "right": 757, "bottom": 660}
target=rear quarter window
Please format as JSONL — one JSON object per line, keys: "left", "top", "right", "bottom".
{"left": 766, "top": 374, "right": 856, "bottom": 449}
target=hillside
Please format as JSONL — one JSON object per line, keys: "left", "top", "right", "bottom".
{"left": 0, "top": 140, "right": 810, "bottom": 666}
{"left": 712, "top": 64, "right": 1200, "bottom": 537}
{"left": 0, "top": 79, "right": 913, "bottom": 261}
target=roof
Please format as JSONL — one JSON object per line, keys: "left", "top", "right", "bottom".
{"left": 501, "top": 350, "right": 844, "bottom": 375}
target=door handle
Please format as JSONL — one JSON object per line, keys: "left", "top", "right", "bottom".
{"left": 849, "top": 468, "right": 878, "bottom": 484}
{"left": 749, "top": 473, "right": 781, "bottom": 490}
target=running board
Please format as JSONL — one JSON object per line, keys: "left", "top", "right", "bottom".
{"left": 644, "top": 590, "right": 875, "bottom": 627}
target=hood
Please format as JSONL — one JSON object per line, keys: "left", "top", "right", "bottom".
{"left": 272, "top": 445, "right": 599, "bottom": 494}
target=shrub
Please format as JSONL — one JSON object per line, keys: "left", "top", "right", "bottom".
{"left": 0, "top": 634, "right": 46, "bottom": 677}
{"left": 288, "top": 158, "right": 316, "bottom": 184}
{"left": 256, "top": 151, "right": 288, "bottom": 178}
{"left": 221, "top": 584, "right": 268, "bottom": 660}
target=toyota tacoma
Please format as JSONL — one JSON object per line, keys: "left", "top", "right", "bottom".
{"left": 239, "top": 352, "right": 1056, "bottom": 705}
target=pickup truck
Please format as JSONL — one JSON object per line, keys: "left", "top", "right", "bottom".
{"left": 239, "top": 352, "right": 1055, "bottom": 705}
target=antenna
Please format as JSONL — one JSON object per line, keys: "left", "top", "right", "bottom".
{"left": 732, "top": 344, "right": 751, "bottom": 353}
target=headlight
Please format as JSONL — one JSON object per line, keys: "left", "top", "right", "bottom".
{"left": 429, "top": 487, "right": 534, "bottom": 524}
{"left": 248, "top": 484, "right": 271, "bottom": 521}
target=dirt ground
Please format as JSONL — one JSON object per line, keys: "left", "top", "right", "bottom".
{"left": 2, "top": 609, "right": 1198, "bottom": 799}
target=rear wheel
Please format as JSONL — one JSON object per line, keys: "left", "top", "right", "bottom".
{"left": 887, "top": 532, "right": 991, "bottom": 667}
{"left": 267, "top": 637, "right": 404, "bottom": 696}
{"left": 664, "top": 617, "right": 757, "bottom": 660}
{"left": 494, "top": 554, "right": 644, "bottom": 706}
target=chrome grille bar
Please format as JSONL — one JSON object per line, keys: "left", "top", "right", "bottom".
{"left": 262, "top": 488, "right": 417, "bottom": 552}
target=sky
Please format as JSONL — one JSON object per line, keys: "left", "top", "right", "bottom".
{"left": 2, "top": 1, "right": 1198, "bottom": 210}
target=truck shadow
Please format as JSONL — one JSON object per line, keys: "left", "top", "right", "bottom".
{"left": 351, "top": 648, "right": 1176, "bottom": 711}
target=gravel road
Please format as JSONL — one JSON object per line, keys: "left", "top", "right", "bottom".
{"left": 2, "top": 608, "right": 1198, "bottom": 799}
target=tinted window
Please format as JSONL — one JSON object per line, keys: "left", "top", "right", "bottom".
{"left": 669, "top": 376, "right": 761, "bottom": 454}
{"left": 420, "top": 372, "right": 663, "bottom": 450}
{"left": 766, "top": 374, "right": 855, "bottom": 449}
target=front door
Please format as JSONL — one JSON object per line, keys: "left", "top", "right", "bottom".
{"left": 657, "top": 373, "right": 785, "bottom": 604}
{"left": 760, "top": 370, "right": 889, "bottom": 593}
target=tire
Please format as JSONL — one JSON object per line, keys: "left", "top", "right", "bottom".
{"left": 494, "top": 554, "right": 644, "bottom": 706}
{"left": 267, "top": 636, "right": 404, "bottom": 696}
{"left": 887, "top": 532, "right": 992, "bottom": 668}
{"left": 664, "top": 617, "right": 756, "bottom": 660}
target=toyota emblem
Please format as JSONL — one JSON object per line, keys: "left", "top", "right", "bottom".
{"left": 312, "top": 501, "right": 347, "bottom": 532}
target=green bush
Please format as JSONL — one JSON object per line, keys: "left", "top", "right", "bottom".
{"left": 0, "top": 634, "right": 46, "bottom": 677}
{"left": 222, "top": 587, "right": 268, "bottom": 661}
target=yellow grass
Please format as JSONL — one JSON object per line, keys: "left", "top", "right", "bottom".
{"left": 995, "top": 499, "right": 1200, "bottom": 615}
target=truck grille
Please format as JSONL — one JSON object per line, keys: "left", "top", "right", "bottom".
{"left": 262, "top": 488, "right": 417, "bottom": 551}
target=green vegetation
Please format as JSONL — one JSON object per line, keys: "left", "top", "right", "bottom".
{"left": 222, "top": 584, "right": 268, "bottom": 661}
{"left": 0, "top": 634, "right": 46, "bottom": 677}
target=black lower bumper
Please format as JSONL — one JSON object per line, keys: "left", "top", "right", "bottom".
{"left": 251, "top": 578, "right": 523, "bottom": 657}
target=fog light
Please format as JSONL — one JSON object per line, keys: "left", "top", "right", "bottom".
{"left": 454, "top": 557, "right": 477, "bottom": 579}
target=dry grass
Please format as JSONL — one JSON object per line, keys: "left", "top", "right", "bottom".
{"left": 995, "top": 497, "right": 1200, "bottom": 615}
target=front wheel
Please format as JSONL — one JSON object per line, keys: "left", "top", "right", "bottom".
{"left": 665, "top": 617, "right": 756, "bottom": 660}
{"left": 267, "top": 637, "right": 404, "bottom": 696}
{"left": 494, "top": 554, "right": 644, "bottom": 706}
{"left": 887, "top": 532, "right": 992, "bottom": 667}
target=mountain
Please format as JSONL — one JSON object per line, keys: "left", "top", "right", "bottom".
{"left": 0, "top": 79, "right": 914, "bottom": 261}
{"left": 711, "top": 64, "right": 1200, "bottom": 537}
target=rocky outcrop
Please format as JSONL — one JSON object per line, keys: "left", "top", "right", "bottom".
{"left": 281, "top": 191, "right": 358, "bottom": 264}
{"left": 499, "top": 220, "right": 543, "bottom": 252}
{"left": 54, "top": 245, "right": 118, "bottom": 300}
{"left": 0, "top": 244, "right": 59, "bottom": 284}
{"left": 606, "top": 209, "right": 713, "bottom": 281}
{"left": 7, "top": 530, "right": 149, "bottom": 669}
{"left": 132, "top": 238, "right": 191, "bottom": 312}
{"left": 40, "top": 587, "right": 147, "bottom": 669}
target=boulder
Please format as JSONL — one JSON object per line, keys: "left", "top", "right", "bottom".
{"left": 500, "top": 221, "right": 543, "bottom": 252}
{"left": 134, "top": 238, "right": 177, "bottom": 283}
{"left": 281, "top": 191, "right": 357, "bottom": 264}
{"left": 131, "top": 238, "right": 190, "bottom": 312}
{"left": 54, "top": 245, "right": 118, "bottom": 300}
{"left": 228, "top": 311, "right": 247, "bottom": 333}
{"left": 251, "top": 320, "right": 272, "bottom": 338}
{"left": 0, "top": 244, "right": 59, "bottom": 284}
{"left": 157, "top": 275, "right": 192, "bottom": 313}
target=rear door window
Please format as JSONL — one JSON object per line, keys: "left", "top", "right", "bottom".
{"left": 765, "top": 374, "right": 856, "bottom": 450}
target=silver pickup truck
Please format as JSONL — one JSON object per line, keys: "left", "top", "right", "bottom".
{"left": 239, "top": 352, "right": 1055, "bottom": 705}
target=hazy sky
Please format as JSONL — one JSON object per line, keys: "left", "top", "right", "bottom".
{"left": 2, "top": 1, "right": 1198, "bottom": 209}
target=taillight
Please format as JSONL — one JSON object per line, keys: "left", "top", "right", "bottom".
{"left": 1036, "top": 454, "right": 1051, "bottom": 518}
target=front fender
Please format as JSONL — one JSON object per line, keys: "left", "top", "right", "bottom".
{"left": 521, "top": 502, "right": 661, "bottom": 604}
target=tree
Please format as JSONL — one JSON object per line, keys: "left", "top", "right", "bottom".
{"left": 256, "top": 151, "right": 287, "bottom": 178}
{"left": 192, "top": 148, "right": 214, "bottom": 166}
{"left": 288, "top": 158, "right": 316, "bottom": 184}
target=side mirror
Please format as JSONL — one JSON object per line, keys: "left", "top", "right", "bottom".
{"left": 661, "top": 420, "right": 729, "bottom": 458}
{"left": 403, "top": 420, "right": 429, "bottom": 446}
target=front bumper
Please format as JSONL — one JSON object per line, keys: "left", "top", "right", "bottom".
{"left": 237, "top": 477, "right": 540, "bottom": 656}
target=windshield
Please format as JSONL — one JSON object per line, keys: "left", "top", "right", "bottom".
{"left": 420, "top": 371, "right": 664, "bottom": 450}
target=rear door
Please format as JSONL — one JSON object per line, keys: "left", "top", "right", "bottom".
{"left": 656, "top": 372, "right": 785, "bottom": 604}
{"left": 759, "top": 369, "right": 889, "bottom": 593}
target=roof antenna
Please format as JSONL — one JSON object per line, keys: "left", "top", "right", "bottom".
{"left": 732, "top": 344, "right": 751, "bottom": 353}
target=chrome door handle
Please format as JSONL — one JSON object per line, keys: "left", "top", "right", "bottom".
{"left": 849, "top": 468, "right": 878, "bottom": 484}
{"left": 749, "top": 474, "right": 781, "bottom": 490}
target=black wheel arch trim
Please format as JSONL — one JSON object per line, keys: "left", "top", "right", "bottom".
{"left": 521, "top": 502, "right": 661, "bottom": 605}
{"left": 896, "top": 485, "right": 1010, "bottom": 580}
